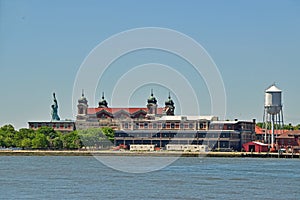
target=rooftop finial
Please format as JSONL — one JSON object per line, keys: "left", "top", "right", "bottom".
{"left": 151, "top": 89, "right": 153, "bottom": 96}
{"left": 82, "top": 89, "right": 84, "bottom": 97}
{"left": 168, "top": 91, "right": 171, "bottom": 99}
{"left": 98, "top": 92, "right": 108, "bottom": 108}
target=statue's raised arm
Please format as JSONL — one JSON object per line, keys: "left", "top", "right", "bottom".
{"left": 53, "top": 92, "right": 57, "bottom": 103}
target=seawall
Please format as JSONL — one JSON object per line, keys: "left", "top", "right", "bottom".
{"left": 0, "top": 150, "right": 299, "bottom": 158}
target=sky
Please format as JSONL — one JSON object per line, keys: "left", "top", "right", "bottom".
{"left": 1, "top": 0, "right": 299, "bottom": 129}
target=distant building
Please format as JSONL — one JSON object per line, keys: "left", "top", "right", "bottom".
{"left": 242, "top": 141, "right": 269, "bottom": 153}
{"left": 75, "top": 91, "right": 256, "bottom": 151}
{"left": 255, "top": 125, "right": 287, "bottom": 142}
{"left": 28, "top": 121, "right": 75, "bottom": 133}
{"left": 76, "top": 90, "right": 170, "bottom": 130}
{"left": 208, "top": 120, "right": 255, "bottom": 150}
{"left": 276, "top": 130, "right": 300, "bottom": 153}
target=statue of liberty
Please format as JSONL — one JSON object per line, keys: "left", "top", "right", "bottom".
{"left": 51, "top": 92, "right": 60, "bottom": 121}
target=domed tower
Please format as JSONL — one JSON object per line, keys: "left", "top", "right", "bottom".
{"left": 98, "top": 92, "right": 108, "bottom": 108}
{"left": 164, "top": 92, "right": 175, "bottom": 116}
{"left": 263, "top": 84, "right": 284, "bottom": 150}
{"left": 147, "top": 89, "right": 158, "bottom": 116}
{"left": 77, "top": 90, "right": 88, "bottom": 120}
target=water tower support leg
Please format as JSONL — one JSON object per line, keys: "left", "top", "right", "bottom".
{"left": 271, "top": 115, "right": 275, "bottom": 149}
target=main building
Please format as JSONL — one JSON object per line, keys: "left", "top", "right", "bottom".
{"left": 75, "top": 91, "right": 255, "bottom": 151}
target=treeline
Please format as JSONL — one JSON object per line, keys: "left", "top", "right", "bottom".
{"left": 256, "top": 122, "right": 300, "bottom": 130}
{"left": 0, "top": 124, "right": 114, "bottom": 150}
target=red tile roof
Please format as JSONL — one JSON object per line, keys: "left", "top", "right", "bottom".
{"left": 255, "top": 126, "right": 288, "bottom": 135}
{"left": 87, "top": 107, "right": 164, "bottom": 115}
{"left": 285, "top": 130, "right": 300, "bottom": 135}
{"left": 276, "top": 133, "right": 294, "bottom": 139}
{"left": 275, "top": 130, "right": 300, "bottom": 139}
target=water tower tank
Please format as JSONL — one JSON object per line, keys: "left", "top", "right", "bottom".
{"left": 265, "top": 84, "right": 282, "bottom": 115}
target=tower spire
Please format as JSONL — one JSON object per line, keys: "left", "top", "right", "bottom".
{"left": 147, "top": 88, "right": 157, "bottom": 116}
{"left": 77, "top": 90, "right": 88, "bottom": 118}
{"left": 98, "top": 91, "right": 108, "bottom": 108}
{"left": 164, "top": 91, "right": 175, "bottom": 116}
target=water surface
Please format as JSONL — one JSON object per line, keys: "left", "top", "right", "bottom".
{"left": 0, "top": 156, "right": 299, "bottom": 199}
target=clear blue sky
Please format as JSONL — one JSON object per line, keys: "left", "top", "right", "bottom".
{"left": 1, "top": 0, "right": 299, "bottom": 129}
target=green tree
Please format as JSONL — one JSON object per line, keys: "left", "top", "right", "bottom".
{"left": 78, "top": 128, "right": 103, "bottom": 148}
{"left": 78, "top": 128, "right": 114, "bottom": 149}
{"left": 4, "top": 137, "right": 14, "bottom": 147}
{"left": 0, "top": 124, "right": 16, "bottom": 147}
{"left": 0, "top": 124, "right": 15, "bottom": 133}
{"left": 46, "top": 131, "right": 63, "bottom": 149}
{"left": 20, "top": 138, "right": 32, "bottom": 149}
{"left": 32, "top": 133, "right": 48, "bottom": 149}
{"left": 36, "top": 126, "right": 57, "bottom": 138}
{"left": 256, "top": 122, "right": 263, "bottom": 128}
{"left": 18, "top": 128, "right": 35, "bottom": 139}
{"left": 0, "top": 135, "right": 5, "bottom": 147}
{"left": 62, "top": 131, "right": 82, "bottom": 149}
{"left": 52, "top": 136, "right": 63, "bottom": 149}
{"left": 101, "top": 127, "right": 115, "bottom": 143}
{"left": 13, "top": 130, "right": 27, "bottom": 147}
{"left": 283, "top": 124, "right": 294, "bottom": 130}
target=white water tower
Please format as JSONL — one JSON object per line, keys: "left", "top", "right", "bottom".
{"left": 263, "top": 84, "right": 284, "bottom": 149}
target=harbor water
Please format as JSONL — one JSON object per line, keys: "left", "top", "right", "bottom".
{"left": 0, "top": 156, "right": 299, "bottom": 199}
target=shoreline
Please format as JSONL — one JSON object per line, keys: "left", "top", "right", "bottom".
{"left": 0, "top": 150, "right": 299, "bottom": 158}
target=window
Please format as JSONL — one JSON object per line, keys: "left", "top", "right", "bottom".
{"left": 157, "top": 123, "right": 162, "bottom": 129}
{"left": 184, "top": 123, "right": 188, "bottom": 129}
{"left": 153, "top": 123, "right": 157, "bottom": 129}
{"left": 189, "top": 123, "right": 194, "bottom": 129}
{"left": 166, "top": 123, "right": 170, "bottom": 129}
{"left": 139, "top": 123, "right": 144, "bottom": 129}
{"left": 171, "top": 123, "right": 175, "bottom": 129}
